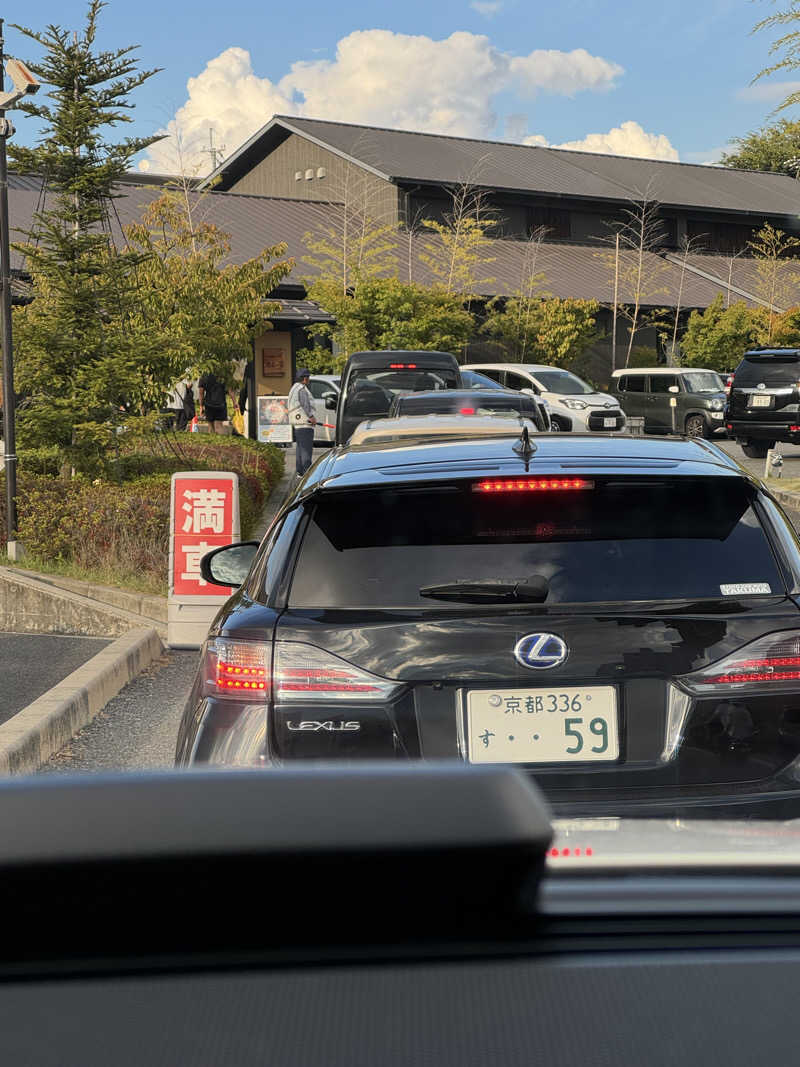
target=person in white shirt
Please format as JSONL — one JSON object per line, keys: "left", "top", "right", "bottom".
{"left": 287, "top": 368, "right": 317, "bottom": 476}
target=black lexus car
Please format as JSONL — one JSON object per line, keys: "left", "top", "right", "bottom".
{"left": 176, "top": 431, "right": 800, "bottom": 817}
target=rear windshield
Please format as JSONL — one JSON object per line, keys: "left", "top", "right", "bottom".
{"left": 736, "top": 353, "right": 800, "bottom": 386}
{"left": 344, "top": 368, "right": 459, "bottom": 420}
{"left": 289, "top": 479, "right": 783, "bottom": 608}
{"left": 395, "top": 393, "right": 544, "bottom": 427}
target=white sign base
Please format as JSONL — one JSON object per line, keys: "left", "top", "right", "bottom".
{"left": 167, "top": 598, "right": 227, "bottom": 650}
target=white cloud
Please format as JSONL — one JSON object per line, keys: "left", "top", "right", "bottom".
{"left": 142, "top": 30, "right": 623, "bottom": 173}
{"left": 511, "top": 48, "right": 623, "bottom": 96}
{"left": 471, "top": 1, "right": 503, "bottom": 15}
{"left": 524, "top": 120, "right": 678, "bottom": 161}
{"left": 736, "top": 80, "right": 800, "bottom": 102}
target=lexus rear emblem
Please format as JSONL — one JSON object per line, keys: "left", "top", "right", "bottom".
{"left": 757, "top": 383, "right": 766, "bottom": 390}
{"left": 514, "top": 633, "right": 568, "bottom": 670}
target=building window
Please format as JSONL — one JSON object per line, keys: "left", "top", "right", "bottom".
{"left": 687, "top": 219, "right": 754, "bottom": 253}
{"left": 528, "top": 206, "right": 571, "bottom": 240}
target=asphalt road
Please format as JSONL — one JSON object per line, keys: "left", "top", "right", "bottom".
{"left": 0, "top": 633, "right": 110, "bottom": 725}
{"left": 40, "top": 649, "right": 197, "bottom": 773}
{"left": 715, "top": 437, "right": 800, "bottom": 481}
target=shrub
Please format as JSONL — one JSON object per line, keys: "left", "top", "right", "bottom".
{"left": 0, "top": 433, "right": 285, "bottom": 590}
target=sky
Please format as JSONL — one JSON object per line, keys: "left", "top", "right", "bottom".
{"left": 8, "top": 0, "right": 797, "bottom": 174}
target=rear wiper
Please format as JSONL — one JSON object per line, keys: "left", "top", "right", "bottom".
{"left": 419, "top": 575, "right": 549, "bottom": 603}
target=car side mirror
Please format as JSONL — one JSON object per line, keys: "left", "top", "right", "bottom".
{"left": 521, "top": 386, "right": 540, "bottom": 397}
{"left": 200, "top": 541, "right": 259, "bottom": 588}
{"left": 324, "top": 393, "right": 338, "bottom": 410}
{"left": 668, "top": 385, "right": 679, "bottom": 394}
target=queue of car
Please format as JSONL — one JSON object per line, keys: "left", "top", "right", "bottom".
{"left": 174, "top": 347, "right": 800, "bottom": 821}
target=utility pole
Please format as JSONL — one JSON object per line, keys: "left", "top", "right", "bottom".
{"left": 0, "top": 26, "right": 39, "bottom": 559}
{"left": 204, "top": 128, "right": 225, "bottom": 172}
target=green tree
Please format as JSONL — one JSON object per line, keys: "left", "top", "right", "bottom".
{"left": 124, "top": 190, "right": 293, "bottom": 404}
{"left": 681, "top": 295, "right": 766, "bottom": 372}
{"left": 751, "top": 3, "right": 800, "bottom": 114}
{"left": 300, "top": 277, "right": 475, "bottom": 373}
{"left": 9, "top": 1, "right": 161, "bottom": 469}
{"left": 482, "top": 297, "right": 599, "bottom": 365}
{"left": 720, "top": 118, "right": 800, "bottom": 173}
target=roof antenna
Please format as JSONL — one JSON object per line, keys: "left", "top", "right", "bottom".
{"left": 513, "top": 424, "right": 537, "bottom": 467}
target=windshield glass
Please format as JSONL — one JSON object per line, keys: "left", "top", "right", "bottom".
{"left": 15, "top": 0, "right": 800, "bottom": 884}
{"left": 532, "top": 371, "right": 594, "bottom": 395}
{"left": 682, "top": 371, "right": 724, "bottom": 393}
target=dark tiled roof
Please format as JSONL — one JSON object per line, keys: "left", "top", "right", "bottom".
{"left": 210, "top": 115, "right": 800, "bottom": 218}
{"left": 9, "top": 177, "right": 798, "bottom": 310}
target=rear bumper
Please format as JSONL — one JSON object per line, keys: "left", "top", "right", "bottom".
{"left": 729, "top": 420, "right": 800, "bottom": 442}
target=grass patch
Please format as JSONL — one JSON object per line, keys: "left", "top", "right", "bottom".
{"left": 6, "top": 554, "right": 166, "bottom": 596}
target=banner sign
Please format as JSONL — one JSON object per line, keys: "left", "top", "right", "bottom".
{"left": 168, "top": 471, "right": 240, "bottom": 648}
{"left": 257, "top": 395, "right": 293, "bottom": 444}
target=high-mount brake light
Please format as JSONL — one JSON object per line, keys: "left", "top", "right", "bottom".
{"left": 201, "top": 638, "right": 271, "bottom": 701}
{"left": 274, "top": 642, "right": 403, "bottom": 703}
{"left": 473, "top": 478, "right": 593, "bottom": 493}
{"left": 681, "top": 631, "right": 800, "bottom": 693}
{"left": 388, "top": 362, "right": 417, "bottom": 369}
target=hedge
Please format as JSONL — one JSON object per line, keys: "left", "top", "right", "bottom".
{"left": 0, "top": 435, "right": 284, "bottom": 592}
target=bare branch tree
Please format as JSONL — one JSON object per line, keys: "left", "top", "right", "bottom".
{"left": 748, "top": 221, "right": 800, "bottom": 341}
{"left": 418, "top": 164, "right": 498, "bottom": 297}
{"left": 512, "top": 225, "right": 550, "bottom": 361}
{"left": 600, "top": 182, "right": 668, "bottom": 367}
{"left": 301, "top": 136, "right": 400, "bottom": 295}
{"left": 668, "top": 233, "right": 707, "bottom": 364}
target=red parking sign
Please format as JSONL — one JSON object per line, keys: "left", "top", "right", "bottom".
{"left": 168, "top": 472, "right": 241, "bottom": 647}
{"left": 171, "top": 476, "right": 237, "bottom": 597}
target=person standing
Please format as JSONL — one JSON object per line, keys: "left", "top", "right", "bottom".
{"left": 198, "top": 371, "right": 228, "bottom": 434}
{"left": 287, "top": 368, "right": 316, "bottom": 476}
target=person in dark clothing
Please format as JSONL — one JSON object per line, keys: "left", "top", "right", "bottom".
{"left": 175, "top": 383, "right": 195, "bottom": 431}
{"left": 198, "top": 372, "right": 227, "bottom": 433}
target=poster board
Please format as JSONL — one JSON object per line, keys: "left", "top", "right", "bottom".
{"left": 257, "top": 395, "right": 293, "bottom": 444}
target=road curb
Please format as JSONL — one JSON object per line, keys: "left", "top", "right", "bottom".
{"left": 0, "top": 627, "right": 164, "bottom": 775}
{"left": 771, "top": 488, "right": 800, "bottom": 513}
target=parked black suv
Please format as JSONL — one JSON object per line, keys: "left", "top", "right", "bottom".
{"left": 178, "top": 432, "right": 800, "bottom": 819}
{"left": 331, "top": 350, "right": 462, "bottom": 445}
{"left": 727, "top": 348, "right": 800, "bottom": 457}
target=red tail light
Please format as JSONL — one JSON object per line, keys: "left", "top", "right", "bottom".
{"left": 459, "top": 407, "right": 476, "bottom": 415}
{"left": 473, "top": 478, "right": 593, "bottom": 493}
{"left": 201, "top": 638, "right": 271, "bottom": 701}
{"left": 389, "top": 362, "right": 417, "bottom": 369}
{"left": 274, "top": 642, "right": 403, "bottom": 703}
{"left": 680, "top": 632, "right": 800, "bottom": 694}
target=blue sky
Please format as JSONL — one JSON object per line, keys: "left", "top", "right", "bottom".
{"left": 8, "top": 0, "right": 795, "bottom": 170}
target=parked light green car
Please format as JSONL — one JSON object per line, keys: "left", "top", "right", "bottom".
{"left": 609, "top": 367, "right": 727, "bottom": 438}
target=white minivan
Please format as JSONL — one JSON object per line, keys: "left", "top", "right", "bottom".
{"left": 462, "top": 363, "right": 626, "bottom": 432}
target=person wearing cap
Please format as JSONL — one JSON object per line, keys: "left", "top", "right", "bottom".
{"left": 287, "top": 367, "right": 317, "bottom": 476}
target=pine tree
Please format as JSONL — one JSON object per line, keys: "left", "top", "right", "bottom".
{"left": 9, "top": 1, "right": 162, "bottom": 470}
